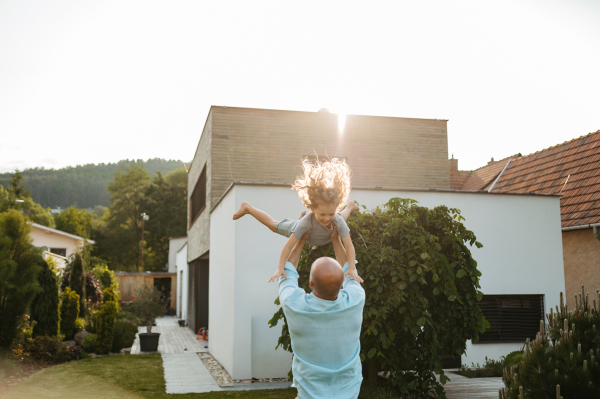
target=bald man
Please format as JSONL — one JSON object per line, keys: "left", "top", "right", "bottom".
{"left": 278, "top": 227, "right": 365, "bottom": 399}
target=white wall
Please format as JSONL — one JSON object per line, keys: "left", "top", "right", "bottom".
{"left": 209, "top": 185, "right": 565, "bottom": 376}
{"left": 176, "top": 243, "right": 189, "bottom": 322}
{"left": 30, "top": 226, "right": 83, "bottom": 259}
{"left": 209, "top": 187, "right": 238, "bottom": 377}
{"left": 169, "top": 237, "right": 187, "bottom": 273}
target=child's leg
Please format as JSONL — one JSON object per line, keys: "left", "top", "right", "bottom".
{"left": 232, "top": 201, "right": 277, "bottom": 232}
{"left": 340, "top": 200, "right": 359, "bottom": 221}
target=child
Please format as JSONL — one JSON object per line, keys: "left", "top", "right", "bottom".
{"left": 232, "top": 158, "right": 363, "bottom": 283}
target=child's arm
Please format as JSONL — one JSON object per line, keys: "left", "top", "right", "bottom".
{"left": 342, "top": 234, "right": 363, "bottom": 283}
{"left": 268, "top": 234, "right": 300, "bottom": 282}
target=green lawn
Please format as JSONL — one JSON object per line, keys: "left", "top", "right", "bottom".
{"left": 4, "top": 354, "right": 401, "bottom": 398}
{"left": 3, "top": 354, "right": 298, "bottom": 399}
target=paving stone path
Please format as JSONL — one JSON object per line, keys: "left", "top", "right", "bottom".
{"left": 131, "top": 316, "right": 208, "bottom": 354}
{"left": 442, "top": 371, "right": 504, "bottom": 399}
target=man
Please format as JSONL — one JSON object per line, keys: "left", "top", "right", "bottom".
{"left": 279, "top": 227, "right": 365, "bottom": 399}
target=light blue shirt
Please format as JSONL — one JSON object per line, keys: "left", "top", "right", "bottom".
{"left": 279, "top": 261, "right": 365, "bottom": 399}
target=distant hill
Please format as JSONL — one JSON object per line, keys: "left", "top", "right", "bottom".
{"left": 0, "top": 158, "right": 186, "bottom": 209}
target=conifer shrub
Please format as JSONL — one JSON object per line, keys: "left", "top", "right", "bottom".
{"left": 91, "top": 264, "right": 118, "bottom": 291}
{"left": 61, "top": 271, "right": 104, "bottom": 312}
{"left": 95, "top": 292, "right": 118, "bottom": 354}
{"left": 68, "top": 251, "right": 86, "bottom": 317}
{"left": 31, "top": 259, "right": 60, "bottom": 337}
{"left": 59, "top": 287, "right": 80, "bottom": 340}
{"left": 500, "top": 287, "right": 600, "bottom": 399}
{"left": 112, "top": 320, "right": 138, "bottom": 352}
{"left": 82, "top": 333, "right": 97, "bottom": 352}
{"left": 0, "top": 209, "right": 43, "bottom": 352}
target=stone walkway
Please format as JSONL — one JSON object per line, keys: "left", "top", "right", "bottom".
{"left": 131, "top": 316, "right": 208, "bottom": 354}
{"left": 162, "top": 353, "right": 222, "bottom": 394}
{"left": 443, "top": 371, "right": 504, "bottom": 399}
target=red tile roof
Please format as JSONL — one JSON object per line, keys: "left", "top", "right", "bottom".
{"left": 460, "top": 156, "right": 518, "bottom": 191}
{"left": 492, "top": 131, "right": 600, "bottom": 228}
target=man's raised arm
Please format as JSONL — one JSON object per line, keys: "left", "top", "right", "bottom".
{"left": 286, "top": 230, "right": 311, "bottom": 269}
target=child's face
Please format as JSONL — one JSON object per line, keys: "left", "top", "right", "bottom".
{"left": 310, "top": 203, "right": 338, "bottom": 227}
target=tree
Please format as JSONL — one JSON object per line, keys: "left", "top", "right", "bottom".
{"left": 0, "top": 176, "right": 54, "bottom": 228}
{"left": 269, "top": 198, "right": 488, "bottom": 398}
{"left": 59, "top": 287, "right": 80, "bottom": 340}
{"left": 54, "top": 206, "right": 95, "bottom": 238}
{"left": 69, "top": 250, "right": 87, "bottom": 317}
{"left": 30, "top": 259, "right": 61, "bottom": 337}
{"left": 0, "top": 209, "right": 43, "bottom": 352}
{"left": 140, "top": 168, "right": 187, "bottom": 271}
{"left": 92, "top": 164, "right": 151, "bottom": 271}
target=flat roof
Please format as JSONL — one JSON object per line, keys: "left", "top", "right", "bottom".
{"left": 211, "top": 181, "right": 559, "bottom": 212}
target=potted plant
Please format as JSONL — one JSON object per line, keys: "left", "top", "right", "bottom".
{"left": 131, "top": 284, "right": 166, "bottom": 352}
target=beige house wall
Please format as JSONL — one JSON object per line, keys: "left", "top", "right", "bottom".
{"left": 30, "top": 225, "right": 84, "bottom": 259}
{"left": 209, "top": 107, "right": 450, "bottom": 206}
{"left": 188, "top": 112, "right": 212, "bottom": 262}
{"left": 188, "top": 106, "right": 450, "bottom": 263}
{"left": 562, "top": 229, "right": 600, "bottom": 309}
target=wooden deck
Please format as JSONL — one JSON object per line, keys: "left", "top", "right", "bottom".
{"left": 131, "top": 316, "right": 208, "bottom": 354}
{"left": 442, "top": 371, "right": 503, "bottom": 399}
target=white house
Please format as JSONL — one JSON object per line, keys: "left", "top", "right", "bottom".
{"left": 207, "top": 183, "right": 565, "bottom": 379}
{"left": 168, "top": 236, "right": 187, "bottom": 273}
{"left": 30, "top": 222, "right": 95, "bottom": 269}
{"left": 176, "top": 241, "right": 189, "bottom": 322}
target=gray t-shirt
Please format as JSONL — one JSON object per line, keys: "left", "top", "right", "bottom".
{"left": 292, "top": 213, "right": 350, "bottom": 246}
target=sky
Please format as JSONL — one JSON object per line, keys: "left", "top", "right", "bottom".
{"left": 1, "top": 0, "right": 599, "bottom": 173}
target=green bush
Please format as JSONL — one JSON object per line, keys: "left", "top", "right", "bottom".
{"left": 85, "top": 310, "right": 99, "bottom": 333}
{"left": 270, "top": 198, "right": 487, "bottom": 397}
{"left": 82, "top": 333, "right": 96, "bottom": 352}
{"left": 115, "top": 310, "right": 142, "bottom": 326}
{"left": 75, "top": 317, "right": 85, "bottom": 333}
{"left": 458, "top": 356, "right": 504, "bottom": 378}
{"left": 30, "top": 259, "right": 60, "bottom": 338}
{"left": 96, "top": 301, "right": 118, "bottom": 354}
{"left": 112, "top": 320, "right": 138, "bottom": 352}
{"left": 503, "top": 350, "right": 523, "bottom": 370}
{"left": 103, "top": 284, "right": 120, "bottom": 305}
{"left": 91, "top": 264, "right": 118, "bottom": 291}
{"left": 501, "top": 287, "right": 600, "bottom": 399}
{"left": 23, "top": 335, "right": 71, "bottom": 363}
{"left": 68, "top": 250, "right": 86, "bottom": 317}
{"left": 59, "top": 287, "right": 80, "bottom": 340}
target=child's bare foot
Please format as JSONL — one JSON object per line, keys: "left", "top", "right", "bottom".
{"left": 346, "top": 200, "right": 359, "bottom": 213}
{"left": 233, "top": 201, "right": 251, "bottom": 220}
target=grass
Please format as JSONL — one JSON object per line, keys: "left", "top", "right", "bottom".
{"left": 3, "top": 354, "right": 402, "bottom": 398}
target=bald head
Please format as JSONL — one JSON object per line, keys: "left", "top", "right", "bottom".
{"left": 309, "top": 257, "right": 345, "bottom": 300}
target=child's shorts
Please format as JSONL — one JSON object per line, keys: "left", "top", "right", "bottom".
{"left": 274, "top": 218, "right": 298, "bottom": 237}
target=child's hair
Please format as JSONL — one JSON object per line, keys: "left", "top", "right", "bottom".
{"left": 292, "top": 157, "right": 351, "bottom": 212}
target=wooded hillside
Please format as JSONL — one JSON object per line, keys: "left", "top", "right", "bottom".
{"left": 0, "top": 159, "right": 185, "bottom": 209}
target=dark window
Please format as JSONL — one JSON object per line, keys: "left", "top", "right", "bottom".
{"left": 49, "top": 248, "right": 67, "bottom": 257}
{"left": 190, "top": 166, "right": 206, "bottom": 224}
{"left": 477, "top": 295, "right": 544, "bottom": 343}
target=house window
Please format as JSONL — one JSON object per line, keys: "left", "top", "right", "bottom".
{"left": 190, "top": 165, "right": 206, "bottom": 224}
{"left": 477, "top": 295, "right": 544, "bottom": 343}
{"left": 49, "top": 248, "right": 67, "bottom": 257}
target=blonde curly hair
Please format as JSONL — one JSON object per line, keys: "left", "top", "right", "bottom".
{"left": 292, "top": 157, "right": 351, "bottom": 212}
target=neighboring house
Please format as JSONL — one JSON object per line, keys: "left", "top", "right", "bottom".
{"left": 181, "top": 106, "right": 566, "bottom": 379}
{"left": 168, "top": 236, "right": 187, "bottom": 273}
{"left": 30, "top": 222, "right": 95, "bottom": 268}
{"left": 450, "top": 130, "right": 600, "bottom": 309}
